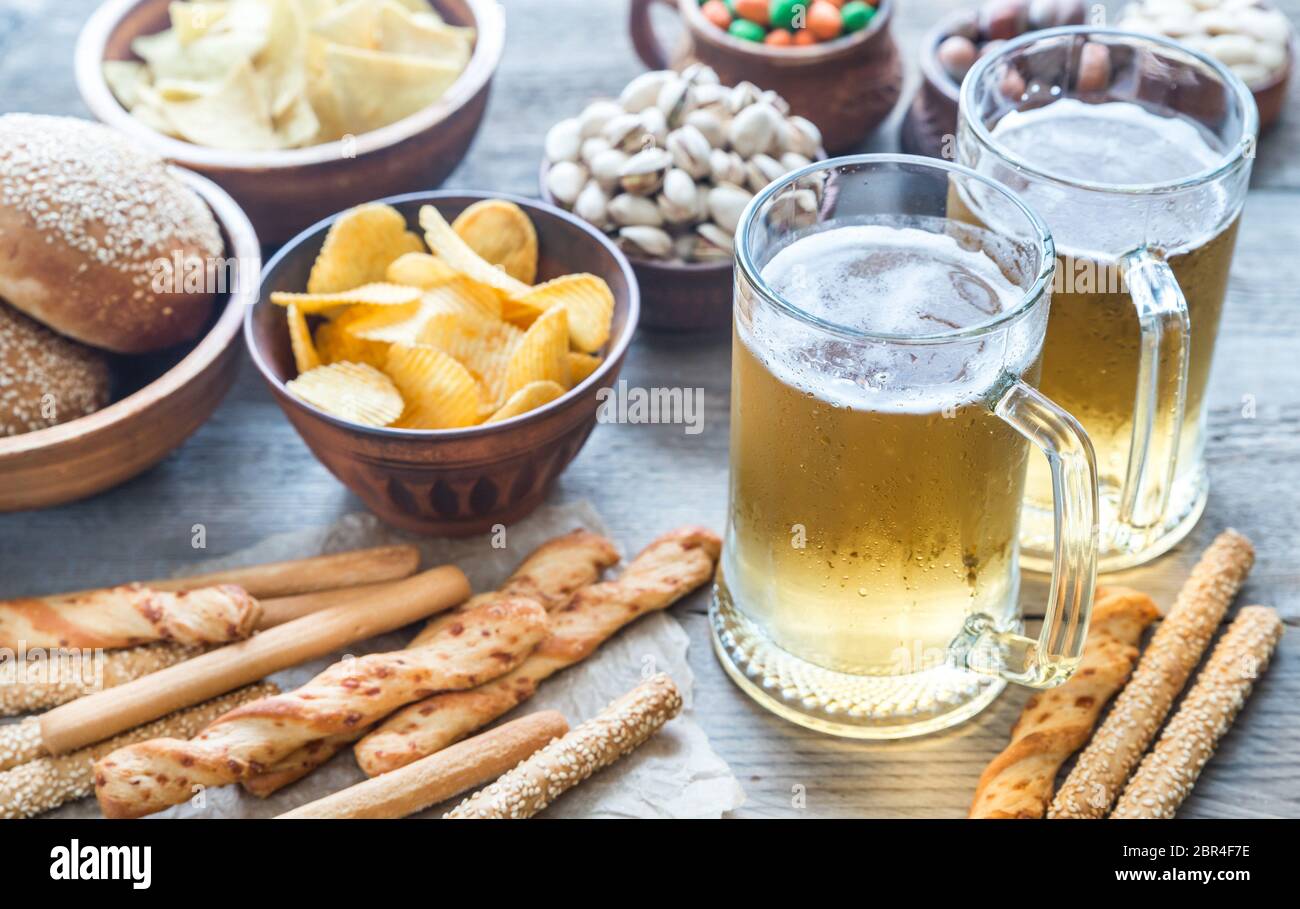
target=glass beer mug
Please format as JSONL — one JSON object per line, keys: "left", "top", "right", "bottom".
{"left": 957, "top": 28, "right": 1257, "bottom": 571}
{"left": 711, "top": 155, "right": 1099, "bottom": 738}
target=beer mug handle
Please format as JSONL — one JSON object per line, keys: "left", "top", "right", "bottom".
{"left": 1117, "top": 248, "right": 1192, "bottom": 533}
{"left": 961, "top": 379, "right": 1099, "bottom": 687}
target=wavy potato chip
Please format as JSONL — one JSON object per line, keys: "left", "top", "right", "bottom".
{"left": 452, "top": 199, "right": 539, "bottom": 284}
{"left": 385, "top": 343, "right": 481, "bottom": 429}
{"left": 286, "top": 303, "right": 320, "bottom": 373}
{"left": 504, "top": 306, "right": 570, "bottom": 398}
{"left": 566, "top": 351, "right": 603, "bottom": 386}
{"left": 313, "top": 318, "right": 390, "bottom": 370}
{"left": 270, "top": 282, "right": 421, "bottom": 313}
{"left": 386, "top": 252, "right": 458, "bottom": 289}
{"left": 418, "top": 310, "right": 521, "bottom": 407}
{"left": 286, "top": 361, "right": 404, "bottom": 426}
{"left": 419, "top": 205, "right": 532, "bottom": 300}
{"left": 485, "top": 380, "right": 567, "bottom": 424}
{"left": 515, "top": 273, "right": 614, "bottom": 352}
{"left": 307, "top": 203, "right": 425, "bottom": 294}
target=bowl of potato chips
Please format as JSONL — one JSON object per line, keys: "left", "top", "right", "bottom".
{"left": 246, "top": 192, "right": 639, "bottom": 535}
{"left": 75, "top": 0, "right": 505, "bottom": 244}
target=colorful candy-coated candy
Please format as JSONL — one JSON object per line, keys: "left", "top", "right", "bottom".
{"left": 765, "top": 27, "right": 794, "bottom": 45}
{"left": 841, "top": 0, "right": 875, "bottom": 31}
{"left": 937, "top": 34, "right": 977, "bottom": 80}
{"left": 733, "top": 0, "right": 769, "bottom": 24}
{"left": 728, "top": 17, "right": 767, "bottom": 41}
{"left": 792, "top": 27, "right": 817, "bottom": 45}
{"left": 807, "top": 0, "right": 843, "bottom": 39}
{"left": 769, "top": 0, "right": 801, "bottom": 30}
{"left": 701, "top": 0, "right": 733, "bottom": 28}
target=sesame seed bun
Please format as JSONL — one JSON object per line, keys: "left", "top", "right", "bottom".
{"left": 0, "top": 299, "right": 111, "bottom": 437}
{"left": 0, "top": 114, "right": 224, "bottom": 353}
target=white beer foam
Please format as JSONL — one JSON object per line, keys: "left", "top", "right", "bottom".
{"left": 985, "top": 99, "right": 1230, "bottom": 261}
{"left": 748, "top": 224, "right": 1036, "bottom": 414}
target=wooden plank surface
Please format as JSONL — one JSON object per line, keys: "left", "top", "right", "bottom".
{"left": 0, "top": 0, "right": 1297, "bottom": 819}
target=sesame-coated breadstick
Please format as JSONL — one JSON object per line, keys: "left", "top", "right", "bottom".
{"left": 1112, "top": 607, "right": 1283, "bottom": 819}
{"left": 0, "top": 641, "right": 202, "bottom": 720}
{"left": 969, "top": 588, "right": 1160, "bottom": 818}
{"left": 277, "top": 711, "right": 569, "bottom": 819}
{"left": 356, "top": 526, "right": 720, "bottom": 777}
{"left": 1048, "top": 530, "right": 1255, "bottom": 819}
{"left": 445, "top": 673, "right": 683, "bottom": 819}
{"left": 0, "top": 682, "right": 278, "bottom": 819}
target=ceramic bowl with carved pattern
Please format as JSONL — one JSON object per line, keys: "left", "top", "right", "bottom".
{"left": 245, "top": 192, "right": 639, "bottom": 536}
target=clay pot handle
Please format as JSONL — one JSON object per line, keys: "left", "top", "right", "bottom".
{"left": 629, "top": 0, "right": 681, "bottom": 71}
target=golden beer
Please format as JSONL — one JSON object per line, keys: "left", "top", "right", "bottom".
{"left": 954, "top": 99, "right": 1240, "bottom": 556}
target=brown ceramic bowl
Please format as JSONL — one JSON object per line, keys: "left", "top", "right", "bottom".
{"left": 246, "top": 191, "right": 640, "bottom": 536}
{"left": 629, "top": 0, "right": 902, "bottom": 154}
{"left": 74, "top": 0, "right": 505, "bottom": 245}
{"left": 902, "top": 14, "right": 1293, "bottom": 158}
{"left": 0, "top": 170, "right": 260, "bottom": 512}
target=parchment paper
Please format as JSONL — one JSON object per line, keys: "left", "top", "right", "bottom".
{"left": 51, "top": 502, "right": 744, "bottom": 819}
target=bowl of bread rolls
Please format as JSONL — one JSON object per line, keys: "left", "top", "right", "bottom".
{"left": 0, "top": 114, "right": 260, "bottom": 511}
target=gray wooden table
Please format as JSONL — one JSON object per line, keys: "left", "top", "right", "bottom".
{"left": 1, "top": 0, "right": 1297, "bottom": 818}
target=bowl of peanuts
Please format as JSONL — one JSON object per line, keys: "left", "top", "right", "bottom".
{"left": 628, "top": 0, "right": 902, "bottom": 154}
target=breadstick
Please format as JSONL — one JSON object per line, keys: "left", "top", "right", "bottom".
{"left": 0, "top": 682, "right": 278, "bottom": 819}
{"left": 94, "top": 597, "right": 547, "bottom": 818}
{"left": 40, "top": 564, "right": 469, "bottom": 756}
{"left": 410, "top": 529, "right": 619, "bottom": 645}
{"left": 969, "top": 587, "right": 1160, "bottom": 818}
{"left": 242, "top": 529, "right": 620, "bottom": 795}
{"left": 1048, "top": 529, "right": 1255, "bottom": 819}
{"left": 57, "top": 544, "right": 421, "bottom": 600}
{"left": 0, "top": 580, "right": 406, "bottom": 719}
{"left": 446, "top": 674, "right": 682, "bottom": 819}
{"left": 277, "top": 711, "right": 569, "bottom": 819}
{"left": 356, "top": 526, "right": 721, "bottom": 776}
{"left": 0, "top": 641, "right": 201, "bottom": 718}
{"left": 0, "top": 584, "right": 260, "bottom": 650}
{"left": 1112, "top": 606, "right": 1283, "bottom": 819}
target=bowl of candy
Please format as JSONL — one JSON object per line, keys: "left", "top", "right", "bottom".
{"left": 628, "top": 0, "right": 902, "bottom": 154}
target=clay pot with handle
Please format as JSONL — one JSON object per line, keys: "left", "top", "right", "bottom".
{"left": 629, "top": 0, "right": 903, "bottom": 153}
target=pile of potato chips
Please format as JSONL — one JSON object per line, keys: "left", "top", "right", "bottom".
{"left": 273, "top": 200, "right": 616, "bottom": 430}
{"left": 104, "top": 0, "right": 474, "bottom": 151}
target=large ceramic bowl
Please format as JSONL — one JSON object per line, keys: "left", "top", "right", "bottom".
{"left": 246, "top": 191, "right": 640, "bottom": 536}
{"left": 75, "top": 0, "right": 506, "bottom": 245}
{"left": 0, "top": 169, "right": 261, "bottom": 511}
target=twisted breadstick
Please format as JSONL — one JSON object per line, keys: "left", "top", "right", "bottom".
{"left": 1049, "top": 530, "right": 1255, "bottom": 819}
{"left": 0, "top": 584, "right": 260, "bottom": 650}
{"left": 1112, "top": 606, "right": 1283, "bottom": 819}
{"left": 446, "top": 673, "right": 683, "bottom": 819}
{"left": 94, "top": 597, "right": 548, "bottom": 818}
{"left": 969, "top": 587, "right": 1160, "bottom": 818}
{"left": 242, "top": 529, "right": 620, "bottom": 795}
{"left": 356, "top": 526, "right": 721, "bottom": 776}
{"left": 0, "top": 683, "right": 278, "bottom": 819}
{"left": 0, "top": 641, "right": 203, "bottom": 718}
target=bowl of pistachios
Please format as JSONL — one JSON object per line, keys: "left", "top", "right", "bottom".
{"left": 540, "top": 64, "right": 824, "bottom": 332}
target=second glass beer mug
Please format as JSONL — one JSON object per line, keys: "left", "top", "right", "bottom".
{"left": 957, "top": 28, "right": 1258, "bottom": 571}
{"left": 712, "top": 155, "right": 1099, "bottom": 739}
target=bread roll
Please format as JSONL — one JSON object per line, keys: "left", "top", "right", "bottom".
{"left": 0, "top": 301, "right": 109, "bottom": 436}
{"left": 0, "top": 114, "right": 223, "bottom": 353}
